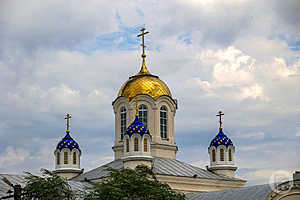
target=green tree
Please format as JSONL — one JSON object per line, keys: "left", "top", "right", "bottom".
{"left": 22, "top": 169, "right": 76, "bottom": 200}
{"left": 84, "top": 165, "right": 185, "bottom": 200}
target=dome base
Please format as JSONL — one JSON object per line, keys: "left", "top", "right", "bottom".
{"left": 123, "top": 156, "right": 153, "bottom": 169}
{"left": 52, "top": 168, "right": 83, "bottom": 180}
{"left": 207, "top": 165, "right": 237, "bottom": 178}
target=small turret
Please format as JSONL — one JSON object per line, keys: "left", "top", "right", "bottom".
{"left": 123, "top": 98, "right": 152, "bottom": 169}
{"left": 53, "top": 114, "right": 83, "bottom": 179}
{"left": 207, "top": 111, "right": 237, "bottom": 178}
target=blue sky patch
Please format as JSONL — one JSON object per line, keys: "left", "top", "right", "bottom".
{"left": 77, "top": 25, "right": 147, "bottom": 54}
{"left": 273, "top": 34, "right": 300, "bottom": 51}
{"left": 178, "top": 33, "right": 192, "bottom": 45}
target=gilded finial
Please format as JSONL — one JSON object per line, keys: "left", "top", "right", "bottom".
{"left": 216, "top": 111, "right": 224, "bottom": 130}
{"left": 137, "top": 28, "right": 150, "bottom": 75}
{"left": 134, "top": 97, "right": 139, "bottom": 117}
{"left": 65, "top": 113, "right": 71, "bottom": 133}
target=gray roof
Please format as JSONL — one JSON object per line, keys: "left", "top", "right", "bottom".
{"left": 0, "top": 174, "right": 92, "bottom": 199}
{"left": 0, "top": 174, "right": 26, "bottom": 198}
{"left": 152, "top": 157, "right": 243, "bottom": 181}
{"left": 72, "top": 159, "right": 124, "bottom": 181}
{"left": 0, "top": 171, "right": 271, "bottom": 200}
{"left": 72, "top": 157, "right": 245, "bottom": 182}
{"left": 186, "top": 184, "right": 272, "bottom": 200}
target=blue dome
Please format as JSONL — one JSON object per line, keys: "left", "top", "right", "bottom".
{"left": 209, "top": 129, "right": 233, "bottom": 148}
{"left": 124, "top": 116, "right": 151, "bottom": 138}
{"left": 56, "top": 132, "right": 81, "bottom": 152}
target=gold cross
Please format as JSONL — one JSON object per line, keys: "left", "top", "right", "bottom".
{"left": 216, "top": 111, "right": 224, "bottom": 130}
{"left": 137, "top": 28, "right": 149, "bottom": 58}
{"left": 65, "top": 113, "right": 71, "bottom": 133}
{"left": 134, "top": 97, "right": 139, "bottom": 117}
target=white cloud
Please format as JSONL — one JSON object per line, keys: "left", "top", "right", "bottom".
{"left": 192, "top": 46, "right": 255, "bottom": 88}
{"left": 8, "top": 84, "right": 81, "bottom": 113}
{"left": 237, "top": 131, "right": 265, "bottom": 140}
{"left": 48, "top": 84, "right": 81, "bottom": 107}
{"left": 0, "top": 146, "right": 29, "bottom": 168}
{"left": 0, "top": 0, "right": 299, "bottom": 186}
{"left": 199, "top": 46, "right": 255, "bottom": 86}
{"left": 273, "top": 58, "right": 296, "bottom": 77}
{"left": 0, "top": 0, "right": 118, "bottom": 51}
{"left": 246, "top": 169, "right": 278, "bottom": 182}
{"left": 238, "top": 84, "right": 269, "bottom": 101}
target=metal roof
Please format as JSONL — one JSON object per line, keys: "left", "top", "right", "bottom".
{"left": 186, "top": 184, "right": 272, "bottom": 200}
{"left": 0, "top": 174, "right": 26, "bottom": 199}
{"left": 72, "top": 157, "right": 245, "bottom": 182}
{"left": 0, "top": 174, "right": 92, "bottom": 199}
{"left": 72, "top": 159, "right": 124, "bottom": 181}
{"left": 0, "top": 171, "right": 271, "bottom": 200}
{"left": 152, "top": 157, "right": 243, "bottom": 181}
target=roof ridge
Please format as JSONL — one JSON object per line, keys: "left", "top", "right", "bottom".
{"left": 153, "top": 157, "right": 245, "bottom": 181}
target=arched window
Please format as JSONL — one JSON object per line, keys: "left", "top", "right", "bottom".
{"left": 212, "top": 149, "right": 216, "bottom": 162}
{"left": 228, "top": 148, "right": 232, "bottom": 161}
{"left": 120, "top": 107, "right": 127, "bottom": 140}
{"left": 134, "top": 137, "right": 139, "bottom": 152}
{"left": 64, "top": 152, "right": 68, "bottom": 164}
{"left": 73, "top": 152, "right": 77, "bottom": 165}
{"left": 144, "top": 138, "right": 148, "bottom": 152}
{"left": 57, "top": 152, "right": 60, "bottom": 165}
{"left": 126, "top": 139, "right": 130, "bottom": 152}
{"left": 160, "top": 106, "right": 167, "bottom": 139}
{"left": 138, "top": 104, "right": 148, "bottom": 126}
{"left": 220, "top": 149, "right": 224, "bottom": 161}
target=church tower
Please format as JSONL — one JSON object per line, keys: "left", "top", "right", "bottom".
{"left": 207, "top": 111, "right": 237, "bottom": 178}
{"left": 69, "top": 29, "right": 247, "bottom": 192}
{"left": 53, "top": 114, "right": 83, "bottom": 179}
{"left": 112, "top": 28, "right": 178, "bottom": 160}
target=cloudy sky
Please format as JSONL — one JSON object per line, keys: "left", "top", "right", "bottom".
{"left": 0, "top": 0, "right": 299, "bottom": 186}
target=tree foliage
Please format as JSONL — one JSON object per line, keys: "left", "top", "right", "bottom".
{"left": 22, "top": 169, "right": 75, "bottom": 200}
{"left": 84, "top": 165, "right": 185, "bottom": 200}
{"left": 21, "top": 166, "right": 185, "bottom": 200}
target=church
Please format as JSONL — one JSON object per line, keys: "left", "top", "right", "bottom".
{"left": 0, "top": 28, "right": 299, "bottom": 200}
{"left": 53, "top": 28, "right": 246, "bottom": 192}
{"left": 50, "top": 28, "right": 300, "bottom": 199}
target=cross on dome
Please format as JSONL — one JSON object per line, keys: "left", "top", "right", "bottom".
{"left": 137, "top": 28, "right": 149, "bottom": 57}
{"left": 65, "top": 113, "right": 71, "bottom": 133}
{"left": 216, "top": 111, "right": 224, "bottom": 130}
{"left": 136, "top": 28, "right": 151, "bottom": 75}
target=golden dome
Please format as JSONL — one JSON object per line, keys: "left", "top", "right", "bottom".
{"left": 118, "top": 73, "right": 172, "bottom": 101}
{"left": 117, "top": 28, "right": 173, "bottom": 102}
